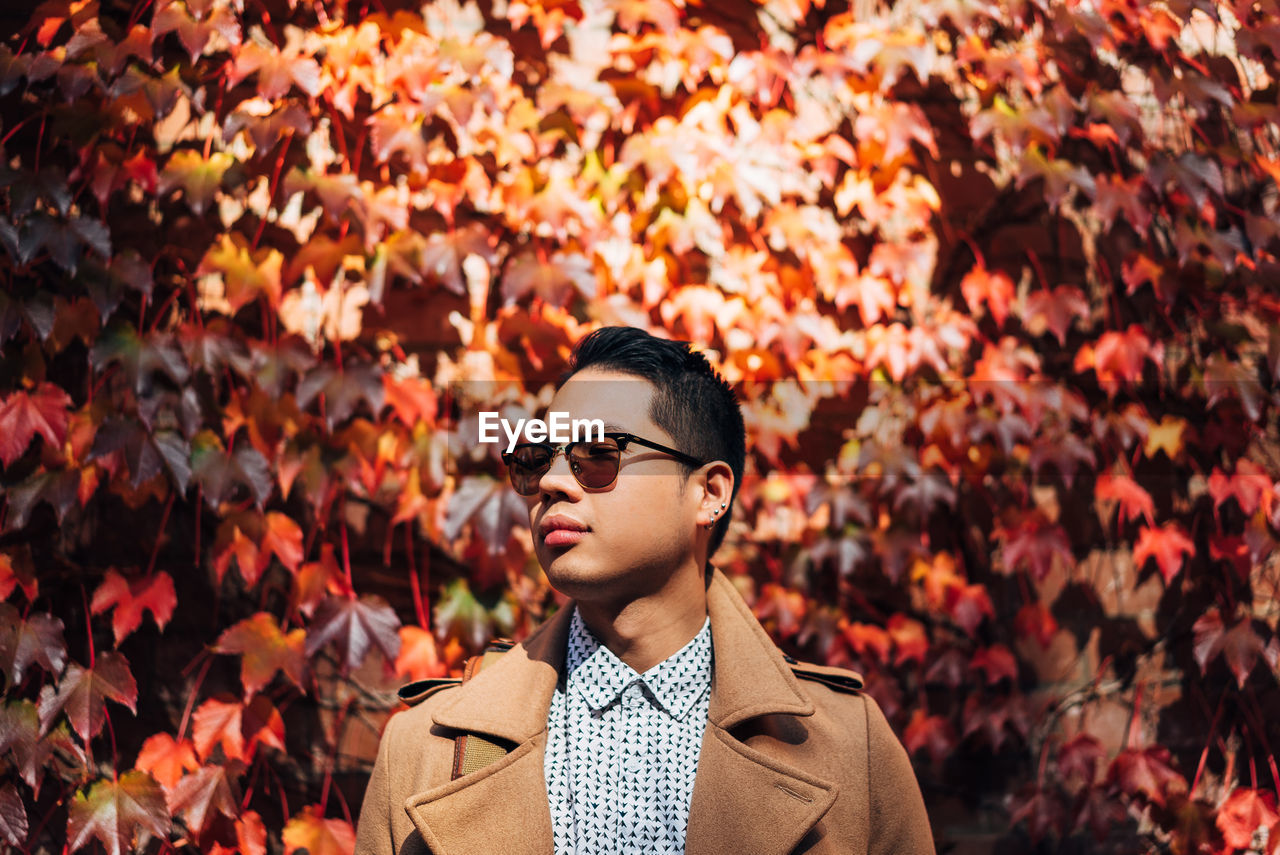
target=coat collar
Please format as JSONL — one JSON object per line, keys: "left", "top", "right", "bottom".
{"left": 430, "top": 568, "right": 815, "bottom": 740}
{"left": 407, "top": 568, "right": 836, "bottom": 855}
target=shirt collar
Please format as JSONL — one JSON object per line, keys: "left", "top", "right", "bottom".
{"left": 564, "top": 607, "right": 713, "bottom": 721}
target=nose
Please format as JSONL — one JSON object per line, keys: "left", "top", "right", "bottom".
{"left": 535, "top": 447, "right": 582, "bottom": 500}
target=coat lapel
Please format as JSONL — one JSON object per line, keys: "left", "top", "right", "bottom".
{"left": 403, "top": 605, "right": 573, "bottom": 855}
{"left": 684, "top": 570, "right": 839, "bottom": 855}
{"left": 404, "top": 570, "right": 838, "bottom": 855}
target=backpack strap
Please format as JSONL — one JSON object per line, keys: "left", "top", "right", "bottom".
{"left": 450, "top": 639, "right": 515, "bottom": 780}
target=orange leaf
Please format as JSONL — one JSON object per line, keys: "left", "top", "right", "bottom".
{"left": 282, "top": 805, "right": 356, "bottom": 855}
{"left": 197, "top": 233, "right": 284, "bottom": 313}
{"left": 383, "top": 374, "right": 437, "bottom": 428}
{"left": 1217, "top": 788, "right": 1279, "bottom": 851}
{"left": 262, "top": 512, "right": 304, "bottom": 574}
{"left": 90, "top": 570, "right": 176, "bottom": 645}
{"left": 293, "top": 544, "right": 353, "bottom": 618}
{"left": 887, "top": 613, "right": 928, "bottom": 665}
{"left": 192, "top": 697, "right": 243, "bottom": 762}
{"left": 135, "top": 733, "right": 198, "bottom": 790}
{"left": 238, "top": 810, "right": 267, "bottom": 855}
{"left": 215, "top": 613, "right": 307, "bottom": 696}
{"left": 1142, "top": 415, "right": 1188, "bottom": 459}
{"left": 191, "top": 695, "right": 285, "bottom": 763}
{"left": 1133, "top": 523, "right": 1194, "bottom": 584}
{"left": 843, "top": 622, "right": 891, "bottom": 662}
{"left": 394, "top": 625, "right": 447, "bottom": 681}
{"left": 960, "top": 265, "right": 1015, "bottom": 328}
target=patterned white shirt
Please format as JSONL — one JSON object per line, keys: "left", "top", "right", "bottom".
{"left": 544, "top": 608, "right": 713, "bottom": 855}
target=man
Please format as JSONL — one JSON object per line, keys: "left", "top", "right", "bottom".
{"left": 355, "top": 326, "right": 935, "bottom": 855}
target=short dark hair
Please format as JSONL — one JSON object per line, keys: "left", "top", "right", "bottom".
{"left": 562, "top": 326, "right": 745, "bottom": 555}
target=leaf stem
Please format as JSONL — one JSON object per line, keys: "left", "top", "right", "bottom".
{"left": 146, "top": 492, "right": 175, "bottom": 577}
{"left": 81, "top": 582, "right": 95, "bottom": 668}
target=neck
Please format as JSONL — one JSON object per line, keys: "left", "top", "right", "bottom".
{"left": 576, "top": 563, "right": 709, "bottom": 673}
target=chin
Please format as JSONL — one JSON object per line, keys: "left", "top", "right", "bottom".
{"left": 541, "top": 554, "right": 624, "bottom": 600}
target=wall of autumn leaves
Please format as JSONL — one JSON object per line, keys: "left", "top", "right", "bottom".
{"left": 1, "top": 0, "right": 1279, "bottom": 851}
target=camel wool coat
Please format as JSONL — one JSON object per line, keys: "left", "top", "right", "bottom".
{"left": 354, "top": 569, "right": 936, "bottom": 855}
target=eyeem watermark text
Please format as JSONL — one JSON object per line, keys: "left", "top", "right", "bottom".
{"left": 477, "top": 412, "right": 605, "bottom": 453}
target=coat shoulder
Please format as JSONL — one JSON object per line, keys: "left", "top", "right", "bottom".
{"left": 397, "top": 677, "right": 463, "bottom": 707}
{"left": 785, "top": 656, "right": 864, "bottom": 694}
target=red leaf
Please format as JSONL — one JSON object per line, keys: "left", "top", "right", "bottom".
{"left": 1193, "top": 610, "right": 1266, "bottom": 688}
{"left": 903, "top": 708, "right": 955, "bottom": 765}
{"left": 0, "top": 604, "right": 67, "bottom": 684}
{"left": 90, "top": 570, "right": 176, "bottom": 645}
{"left": 1057, "top": 734, "right": 1104, "bottom": 787}
{"left": 971, "top": 644, "right": 1018, "bottom": 684}
{"left": 305, "top": 594, "right": 402, "bottom": 673}
{"left": 1074, "top": 325, "right": 1163, "bottom": 396}
{"left": 1010, "top": 785, "right": 1066, "bottom": 842}
{"left": 753, "top": 583, "right": 808, "bottom": 640}
{"left": 1217, "top": 788, "right": 1279, "bottom": 851}
{"left": 67, "top": 771, "right": 170, "bottom": 855}
{"left": 1095, "top": 473, "right": 1155, "bottom": 527}
{"left": 996, "top": 512, "right": 1074, "bottom": 580}
{"left": 135, "top": 732, "right": 198, "bottom": 791}
{"left": 1208, "top": 460, "right": 1272, "bottom": 517}
{"left": 945, "top": 582, "right": 995, "bottom": 637}
{"left": 0, "top": 700, "right": 49, "bottom": 792}
{"left": 1014, "top": 602, "right": 1059, "bottom": 648}
{"left": 1106, "top": 746, "right": 1186, "bottom": 806}
{"left": 887, "top": 613, "right": 928, "bottom": 666}
{"left": 1133, "top": 523, "right": 1194, "bottom": 585}
{"left": 0, "top": 782, "right": 27, "bottom": 847}
{"left": 0, "top": 549, "right": 39, "bottom": 601}
{"left": 1025, "top": 285, "right": 1089, "bottom": 345}
{"left": 215, "top": 612, "right": 307, "bottom": 697}
{"left": 168, "top": 764, "right": 240, "bottom": 834}
{"left": 0, "top": 382, "right": 73, "bottom": 466}
{"left": 37, "top": 652, "right": 137, "bottom": 741}
{"left": 282, "top": 805, "right": 356, "bottom": 855}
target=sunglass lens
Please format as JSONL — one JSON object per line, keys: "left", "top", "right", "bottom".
{"left": 568, "top": 441, "right": 621, "bottom": 489}
{"left": 509, "top": 446, "right": 551, "bottom": 495}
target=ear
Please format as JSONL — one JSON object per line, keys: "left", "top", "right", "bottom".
{"left": 697, "top": 461, "right": 735, "bottom": 529}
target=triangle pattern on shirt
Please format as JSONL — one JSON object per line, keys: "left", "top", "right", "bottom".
{"left": 544, "top": 608, "right": 713, "bottom": 855}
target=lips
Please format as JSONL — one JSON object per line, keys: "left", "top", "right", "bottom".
{"left": 540, "top": 514, "right": 588, "bottom": 548}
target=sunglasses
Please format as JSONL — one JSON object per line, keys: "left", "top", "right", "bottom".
{"left": 500, "top": 432, "right": 705, "bottom": 496}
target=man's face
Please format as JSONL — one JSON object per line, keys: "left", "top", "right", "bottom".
{"left": 522, "top": 368, "right": 703, "bottom": 604}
